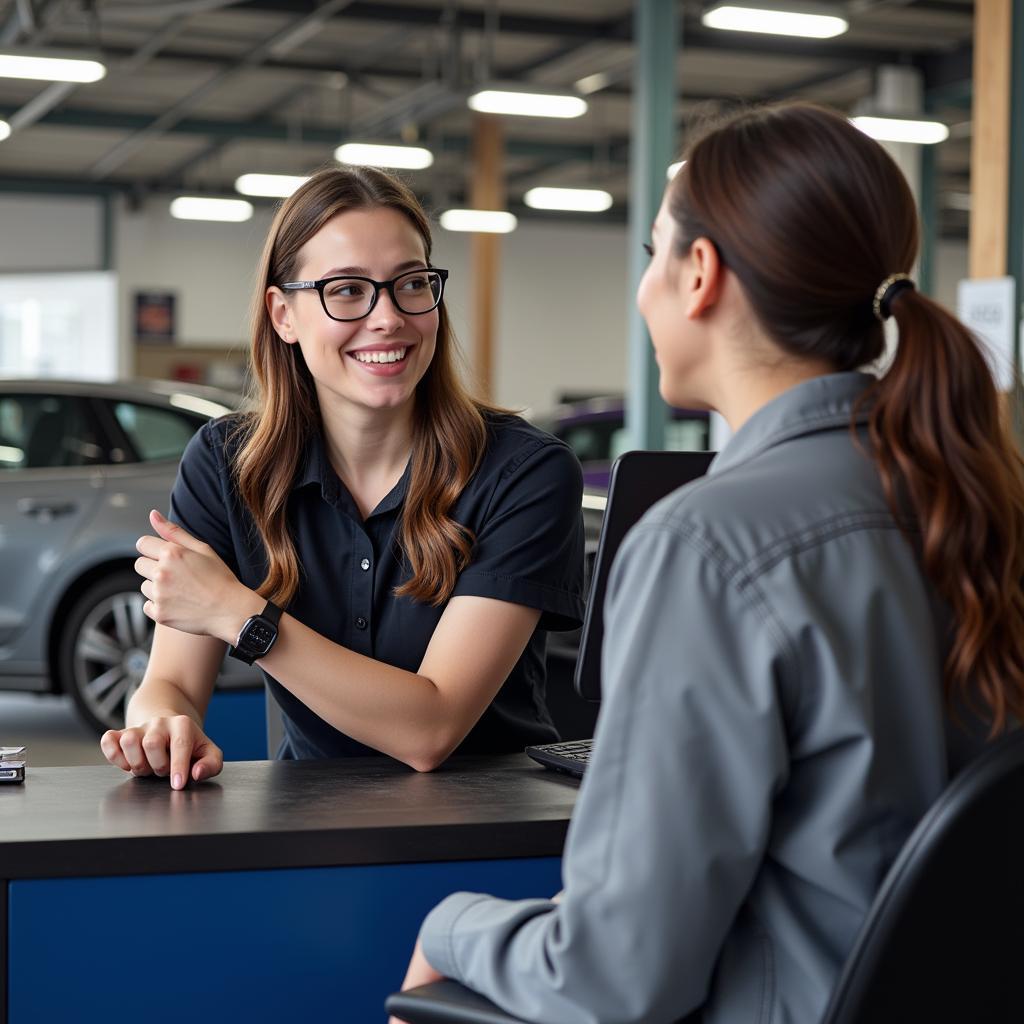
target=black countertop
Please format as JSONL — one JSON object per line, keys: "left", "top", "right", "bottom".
{"left": 0, "top": 755, "right": 578, "bottom": 879}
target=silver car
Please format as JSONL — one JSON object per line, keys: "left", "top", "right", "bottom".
{"left": 0, "top": 377, "right": 253, "bottom": 734}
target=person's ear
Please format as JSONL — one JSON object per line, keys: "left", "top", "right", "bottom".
{"left": 266, "top": 286, "right": 299, "bottom": 345}
{"left": 681, "top": 237, "right": 724, "bottom": 320}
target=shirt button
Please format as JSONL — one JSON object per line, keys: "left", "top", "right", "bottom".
{"left": 355, "top": 616, "right": 367, "bottom": 630}
{"left": 360, "top": 558, "right": 370, "bottom": 571}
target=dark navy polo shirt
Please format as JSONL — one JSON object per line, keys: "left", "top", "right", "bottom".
{"left": 169, "top": 413, "right": 586, "bottom": 761}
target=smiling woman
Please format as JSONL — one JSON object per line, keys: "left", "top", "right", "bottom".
{"left": 100, "top": 167, "right": 586, "bottom": 787}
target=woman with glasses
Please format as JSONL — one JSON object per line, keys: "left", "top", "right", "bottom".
{"left": 392, "top": 103, "right": 1024, "bottom": 1024}
{"left": 100, "top": 166, "right": 584, "bottom": 786}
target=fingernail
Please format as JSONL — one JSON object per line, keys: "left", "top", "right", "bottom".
{"left": 172, "top": 773, "right": 183, "bottom": 789}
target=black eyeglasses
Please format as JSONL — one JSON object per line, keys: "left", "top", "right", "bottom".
{"left": 280, "top": 268, "right": 448, "bottom": 322}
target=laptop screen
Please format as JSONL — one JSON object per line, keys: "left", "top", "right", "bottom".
{"left": 574, "top": 449, "right": 714, "bottom": 702}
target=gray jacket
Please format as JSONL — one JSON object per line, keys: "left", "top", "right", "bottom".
{"left": 420, "top": 372, "right": 958, "bottom": 1024}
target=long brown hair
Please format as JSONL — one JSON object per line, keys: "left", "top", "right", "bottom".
{"left": 235, "top": 166, "right": 492, "bottom": 607}
{"left": 669, "top": 102, "right": 1024, "bottom": 732}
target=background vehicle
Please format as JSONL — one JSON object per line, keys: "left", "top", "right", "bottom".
{"left": 535, "top": 396, "right": 710, "bottom": 490}
{"left": 0, "top": 378, "right": 256, "bottom": 734}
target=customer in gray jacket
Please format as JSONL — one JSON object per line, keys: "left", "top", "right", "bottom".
{"left": 391, "top": 102, "right": 1024, "bottom": 1024}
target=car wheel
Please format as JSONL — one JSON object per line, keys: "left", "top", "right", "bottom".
{"left": 58, "top": 571, "right": 152, "bottom": 735}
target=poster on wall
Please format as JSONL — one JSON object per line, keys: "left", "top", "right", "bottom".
{"left": 957, "top": 276, "right": 1017, "bottom": 391}
{"left": 134, "top": 291, "right": 176, "bottom": 344}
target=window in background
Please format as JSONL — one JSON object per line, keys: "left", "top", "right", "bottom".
{"left": 0, "top": 272, "right": 118, "bottom": 380}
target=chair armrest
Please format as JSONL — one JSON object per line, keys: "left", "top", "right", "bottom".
{"left": 385, "top": 980, "right": 529, "bottom": 1024}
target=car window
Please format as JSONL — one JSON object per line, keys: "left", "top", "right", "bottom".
{"left": 112, "top": 402, "right": 205, "bottom": 462}
{"left": 0, "top": 394, "right": 104, "bottom": 470}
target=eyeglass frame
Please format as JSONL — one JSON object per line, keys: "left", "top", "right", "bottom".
{"left": 279, "top": 267, "right": 449, "bottom": 322}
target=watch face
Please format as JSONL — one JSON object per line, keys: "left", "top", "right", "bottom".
{"left": 242, "top": 617, "right": 277, "bottom": 655}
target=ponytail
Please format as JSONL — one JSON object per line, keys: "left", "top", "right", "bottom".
{"left": 867, "top": 288, "right": 1024, "bottom": 732}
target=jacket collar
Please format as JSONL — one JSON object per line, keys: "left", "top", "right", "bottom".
{"left": 710, "top": 371, "right": 876, "bottom": 477}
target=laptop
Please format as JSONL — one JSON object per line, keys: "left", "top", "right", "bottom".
{"left": 526, "top": 449, "right": 714, "bottom": 777}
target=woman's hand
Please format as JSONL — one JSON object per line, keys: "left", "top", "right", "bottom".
{"left": 388, "top": 939, "right": 446, "bottom": 1024}
{"left": 135, "top": 510, "right": 262, "bottom": 644}
{"left": 100, "top": 714, "right": 224, "bottom": 789}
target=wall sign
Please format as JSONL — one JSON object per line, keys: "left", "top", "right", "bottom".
{"left": 957, "top": 276, "right": 1017, "bottom": 391}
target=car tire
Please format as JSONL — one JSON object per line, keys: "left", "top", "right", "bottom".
{"left": 57, "top": 571, "right": 152, "bottom": 735}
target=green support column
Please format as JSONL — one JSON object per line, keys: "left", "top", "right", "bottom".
{"left": 1008, "top": 0, "right": 1024, "bottom": 341}
{"left": 918, "top": 142, "right": 936, "bottom": 298}
{"left": 625, "top": 0, "right": 678, "bottom": 453}
{"left": 101, "top": 191, "right": 115, "bottom": 271}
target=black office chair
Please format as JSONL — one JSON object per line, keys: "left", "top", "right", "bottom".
{"left": 387, "top": 729, "right": 1024, "bottom": 1024}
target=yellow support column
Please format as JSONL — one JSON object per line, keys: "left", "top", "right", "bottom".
{"left": 470, "top": 113, "right": 504, "bottom": 401}
{"left": 969, "top": 0, "right": 1011, "bottom": 279}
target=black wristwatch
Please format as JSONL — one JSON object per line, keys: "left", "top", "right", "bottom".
{"left": 228, "top": 600, "right": 283, "bottom": 665}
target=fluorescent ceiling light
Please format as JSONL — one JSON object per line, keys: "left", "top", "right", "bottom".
{"left": 335, "top": 142, "right": 434, "bottom": 169}
{"left": 468, "top": 89, "right": 587, "bottom": 119}
{"left": 235, "top": 173, "right": 309, "bottom": 198}
{"left": 667, "top": 160, "right": 685, "bottom": 179}
{"left": 701, "top": 5, "right": 848, "bottom": 38}
{"left": 439, "top": 209, "right": 518, "bottom": 233}
{"left": 0, "top": 52, "right": 106, "bottom": 82}
{"left": 524, "top": 187, "right": 613, "bottom": 212}
{"left": 852, "top": 115, "right": 949, "bottom": 145}
{"left": 0, "top": 120, "right": 9, "bottom": 142}
{"left": 170, "top": 197, "right": 254, "bottom": 222}
{"left": 575, "top": 71, "right": 612, "bottom": 96}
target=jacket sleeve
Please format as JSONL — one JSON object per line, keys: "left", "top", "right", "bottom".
{"left": 419, "top": 517, "right": 792, "bottom": 1024}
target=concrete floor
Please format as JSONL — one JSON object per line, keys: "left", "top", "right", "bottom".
{"left": 0, "top": 692, "right": 107, "bottom": 767}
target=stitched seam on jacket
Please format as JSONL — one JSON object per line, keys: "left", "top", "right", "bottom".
{"left": 623, "top": 522, "right": 804, "bottom": 744}
{"left": 716, "top": 409, "right": 865, "bottom": 471}
{"left": 738, "top": 511, "right": 916, "bottom": 582}
{"left": 445, "top": 894, "right": 491, "bottom": 976}
{"left": 748, "top": 910, "right": 777, "bottom": 1024}
{"left": 627, "top": 521, "right": 793, "bottom": 658}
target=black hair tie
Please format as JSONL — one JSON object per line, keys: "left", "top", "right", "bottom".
{"left": 873, "top": 273, "right": 915, "bottom": 322}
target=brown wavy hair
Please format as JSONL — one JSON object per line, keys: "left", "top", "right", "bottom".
{"left": 669, "top": 102, "right": 1024, "bottom": 732}
{"left": 234, "top": 166, "right": 494, "bottom": 607}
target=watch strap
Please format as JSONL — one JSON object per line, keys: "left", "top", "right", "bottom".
{"left": 228, "top": 599, "right": 283, "bottom": 664}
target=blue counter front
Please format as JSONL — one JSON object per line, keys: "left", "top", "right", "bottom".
{"left": 0, "top": 756, "right": 576, "bottom": 1023}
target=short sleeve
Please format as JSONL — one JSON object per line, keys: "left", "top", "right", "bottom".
{"left": 169, "top": 419, "right": 240, "bottom": 575}
{"left": 452, "top": 441, "right": 585, "bottom": 631}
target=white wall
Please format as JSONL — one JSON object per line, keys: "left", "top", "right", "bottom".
{"left": 115, "top": 203, "right": 632, "bottom": 416}
{"left": 0, "top": 190, "right": 974, "bottom": 415}
{"left": 433, "top": 221, "right": 630, "bottom": 415}
{"left": 0, "top": 195, "right": 102, "bottom": 272}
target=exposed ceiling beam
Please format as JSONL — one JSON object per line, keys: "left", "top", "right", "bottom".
{"left": 87, "top": 0, "right": 358, "bottom": 180}
{"left": 0, "top": 102, "right": 606, "bottom": 162}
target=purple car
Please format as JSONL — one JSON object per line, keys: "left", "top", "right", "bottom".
{"left": 536, "top": 396, "right": 711, "bottom": 490}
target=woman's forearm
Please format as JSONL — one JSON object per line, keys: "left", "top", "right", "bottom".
{"left": 257, "top": 614, "right": 458, "bottom": 771}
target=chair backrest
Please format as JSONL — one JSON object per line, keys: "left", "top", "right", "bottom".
{"left": 820, "top": 727, "right": 1024, "bottom": 1024}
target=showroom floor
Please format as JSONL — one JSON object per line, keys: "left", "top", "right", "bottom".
{"left": 0, "top": 693, "right": 106, "bottom": 767}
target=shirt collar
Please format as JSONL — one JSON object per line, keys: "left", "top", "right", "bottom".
{"left": 709, "top": 371, "right": 876, "bottom": 477}
{"left": 293, "top": 430, "right": 328, "bottom": 492}
{"left": 292, "top": 429, "right": 411, "bottom": 517}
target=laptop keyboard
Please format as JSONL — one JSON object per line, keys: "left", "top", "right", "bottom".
{"left": 525, "top": 738, "right": 593, "bottom": 778}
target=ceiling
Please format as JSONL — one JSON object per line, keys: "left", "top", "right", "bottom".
{"left": 0, "top": 0, "right": 975, "bottom": 237}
